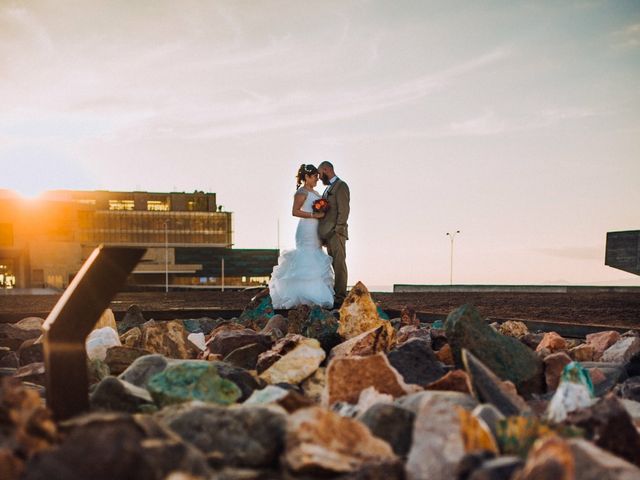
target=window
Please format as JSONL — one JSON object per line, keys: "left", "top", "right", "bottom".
{"left": 147, "top": 200, "right": 170, "bottom": 211}
{"left": 109, "top": 200, "right": 135, "bottom": 211}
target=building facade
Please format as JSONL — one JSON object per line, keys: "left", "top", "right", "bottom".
{"left": 0, "top": 189, "right": 278, "bottom": 290}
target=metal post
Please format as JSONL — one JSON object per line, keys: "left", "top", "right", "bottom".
{"left": 446, "top": 230, "right": 461, "bottom": 286}
{"left": 221, "top": 258, "right": 225, "bottom": 292}
{"left": 42, "top": 246, "right": 145, "bottom": 420}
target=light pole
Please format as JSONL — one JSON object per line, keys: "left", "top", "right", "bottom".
{"left": 446, "top": 230, "right": 461, "bottom": 286}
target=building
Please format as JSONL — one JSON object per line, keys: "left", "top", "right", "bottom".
{"left": 0, "top": 189, "right": 278, "bottom": 290}
{"left": 605, "top": 230, "right": 640, "bottom": 276}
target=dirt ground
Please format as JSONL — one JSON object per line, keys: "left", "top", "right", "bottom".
{"left": 1, "top": 289, "right": 639, "bottom": 327}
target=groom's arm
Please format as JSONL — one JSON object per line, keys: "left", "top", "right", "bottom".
{"left": 335, "top": 183, "right": 350, "bottom": 238}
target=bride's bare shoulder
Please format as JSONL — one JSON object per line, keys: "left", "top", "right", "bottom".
{"left": 294, "top": 187, "right": 308, "bottom": 196}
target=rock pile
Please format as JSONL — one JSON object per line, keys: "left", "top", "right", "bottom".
{"left": 1, "top": 290, "right": 640, "bottom": 479}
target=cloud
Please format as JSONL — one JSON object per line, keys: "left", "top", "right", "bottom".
{"left": 610, "top": 22, "right": 640, "bottom": 49}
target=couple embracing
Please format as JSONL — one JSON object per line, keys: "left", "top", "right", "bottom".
{"left": 269, "top": 161, "right": 349, "bottom": 310}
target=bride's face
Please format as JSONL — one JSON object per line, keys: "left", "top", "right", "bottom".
{"left": 305, "top": 173, "right": 319, "bottom": 188}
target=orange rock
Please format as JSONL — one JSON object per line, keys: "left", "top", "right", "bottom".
{"left": 544, "top": 351, "right": 572, "bottom": 392}
{"left": 426, "top": 370, "right": 472, "bottom": 394}
{"left": 586, "top": 331, "right": 621, "bottom": 360}
{"left": 535, "top": 332, "right": 567, "bottom": 354}
{"left": 323, "top": 353, "right": 418, "bottom": 406}
{"left": 518, "top": 435, "right": 574, "bottom": 480}
{"left": 569, "top": 343, "right": 595, "bottom": 362}
{"left": 435, "top": 343, "right": 455, "bottom": 365}
{"left": 457, "top": 407, "right": 499, "bottom": 454}
{"left": 338, "top": 282, "right": 395, "bottom": 342}
{"left": 329, "top": 325, "right": 393, "bottom": 360}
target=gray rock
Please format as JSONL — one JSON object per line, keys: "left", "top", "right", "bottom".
{"left": 472, "top": 404, "right": 505, "bottom": 441}
{"left": 117, "top": 304, "right": 146, "bottom": 334}
{"left": 616, "top": 376, "right": 640, "bottom": 402}
{"left": 22, "top": 413, "right": 211, "bottom": 480}
{"left": 396, "top": 390, "right": 478, "bottom": 414}
{"left": 224, "top": 343, "right": 270, "bottom": 370}
{"left": 387, "top": 338, "right": 446, "bottom": 386}
{"left": 18, "top": 339, "right": 43, "bottom": 365}
{"left": 90, "top": 376, "right": 154, "bottom": 413}
{"left": 0, "top": 347, "right": 19, "bottom": 368}
{"left": 469, "top": 456, "right": 524, "bottom": 480}
{"left": 159, "top": 403, "right": 286, "bottom": 468}
{"left": 445, "top": 304, "right": 543, "bottom": 395}
{"left": 570, "top": 438, "right": 640, "bottom": 480}
{"left": 603, "top": 337, "right": 640, "bottom": 363}
{"left": 119, "top": 354, "right": 169, "bottom": 388}
{"left": 359, "top": 403, "right": 415, "bottom": 458}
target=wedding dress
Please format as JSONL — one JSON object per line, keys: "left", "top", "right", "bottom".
{"left": 269, "top": 188, "right": 335, "bottom": 309}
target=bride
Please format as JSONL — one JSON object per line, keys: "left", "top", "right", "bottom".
{"left": 269, "top": 164, "right": 335, "bottom": 309}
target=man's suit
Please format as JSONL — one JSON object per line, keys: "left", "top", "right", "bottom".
{"left": 318, "top": 178, "right": 350, "bottom": 304}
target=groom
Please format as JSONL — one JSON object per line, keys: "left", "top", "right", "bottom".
{"left": 317, "top": 161, "right": 350, "bottom": 308}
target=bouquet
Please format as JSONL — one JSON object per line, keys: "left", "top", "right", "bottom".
{"left": 312, "top": 198, "right": 330, "bottom": 213}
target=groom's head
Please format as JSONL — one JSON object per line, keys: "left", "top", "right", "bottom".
{"left": 318, "top": 161, "right": 335, "bottom": 185}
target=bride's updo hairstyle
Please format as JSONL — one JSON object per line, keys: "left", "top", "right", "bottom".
{"left": 296, "top": 164, "right": 318, "bottom": 189}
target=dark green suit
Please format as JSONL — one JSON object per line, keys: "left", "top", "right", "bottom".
{"left": 318, "top": 178, "right": 350, "bottom": 304}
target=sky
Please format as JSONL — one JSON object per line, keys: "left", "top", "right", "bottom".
{"left": 1, "top": 0, "right": 639, "bottom": 288}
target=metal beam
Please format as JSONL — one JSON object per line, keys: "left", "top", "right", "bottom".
{"left": 42, "top": 245, "right": 145, "bottom": 420}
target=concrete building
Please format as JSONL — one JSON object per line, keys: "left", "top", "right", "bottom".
{"left": 605, "top": 230, "right": 640, "bottom": 276}
{"left": 0, "top": 189, "right": 278, "bottom": 290}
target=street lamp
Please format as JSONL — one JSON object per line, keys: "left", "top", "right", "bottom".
{"left": 446, "top": 230, "right": 461, "bottom": 286}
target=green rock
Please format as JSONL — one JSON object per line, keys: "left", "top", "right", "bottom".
{"left": 302, "top": 307, "right": 341, "bottom": 352}
{"left": 377, "top": 307, "right": 390, "bottom": 320}
{"left": 148, "top": 361, "right": 242, "bottom": 407}
{"left": 445, "top": 304, "right": 543, "bottom": 395}
{"left": 239, "top": 294, "right": 275, "bottom": 330}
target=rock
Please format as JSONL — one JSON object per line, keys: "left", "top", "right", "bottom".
{"left": 405, "top": 390, "right": 469, "bottom": 480}
{"left": 160, "top": 403, "right": 286, "bottom": 468}
{"left": 470, "top": 456, "right": 524, "bottom": 480}
{"left": 472, "top": 404, "right": 505, "bottom": 440}
{"left": 119, "top": 354, "right": 169, "bottom": 388}
{"left": 445, "top": 304, "right": 543, "bottom": 395}
{"left": 602, "top": 336, "right": 640, "bottom": 363}
{"left": 187, "top": 333, "right": 206, "bottom": 351}
{"left": 301, "top": 306, "right": 342, "bottom": 352}
{"left": 205, "top": 327, "right": 272, "bottom": 358}
{"left": 17, "top": 339, "right": 43, "bottom": 366}
{"left": 0, "top": 349, "right": 19, "bottom": 368}
{"left": 120, "top": 326, "right": 142, "bottom": 347}
{"left": 430, "top": 327, "right": 448, "bottom": 351}
{"left": 90, "top": 376, "right": 154, "bottom": 413}
{"left": 244, "top": 385, "right": 313, "bottom": 412}
{"left": 425, "top": 369, "right": 472, "bottom": 394}
{"left": 544, "top": 351, "right": 572, "bottom": 391}
{"left": 516, "top": 435, "right": 574, "bottom": 480}
{"left": 386, "top": 338, "right": 446, "bottom": 386}
{"left": 117, "top": 304, "right": 146, "bottom": 334}
{"left": 396, "top": 390, "right": 478, "bottom": 415}
{"left": 300, "top": 367, "right": 325, "bottom": 404}
{"left": 239, "top": 290, "right": 274, "bottom": 331}
{"left": 569, "top": 343, "right": 595, "bottom": 362}
{"left": 147, "top": 361, "right": 242, "bottom": 407}
{"left": 329, "top": 325, "right": 392, "bottom": 360}
{"left": 625, "top": 351, "right": 640, "bottom": 377}
{"left": 257, "top": 334, "right": 308, "bottom": 373}
{"left": 337, "top": 281, "right": 395, "bottom": 342}
{"left": 498, "top": 320, "right": 529, "bottom": 339}
{"left": 521, "top": 332, "right": 544, "bottom": 350}
{"left": 87, "top": 358, "right": 110, "bottom": 384}
{"left": 94, "top": 308, "right": 117, "bottom": 331}
{"left": 396, "top": 325, "right": 431, "bottom": 346}
{"left": 586, "top": 330, "right": 621, "bottom": 360}
{"left": 260, "top": 314, "right": 288, "bottom": 336}
{"left": 324, "top": 353, "right": 418, "bottom": 406}
{"left": 569, "top": 438, "right": 640, "bottom": 480}
{"left": 259, "top": 336, "right": 325, "bottom": 385}
{"left": 0, "top": 377, "right": 56, "bottom": 478}
{"left": 463, "top": 350, "right": 530, "bottom": 416}
{"left": 535, "top": 332, "right": 567, "bottom": 354}
{"left": 546, "top": 362, "right": 594, "bottom": 423}
{"left": 399, "top": 306, "right": 420, "bottom": 327}
{"left": 455, "top": 451, "right": 496, "bottom": 480}
{"left": 223, "top": 343, "right": 269, "bottom": 370}
{"left": 104, "top": 346, "right": 150, "bottom": 375}
{"left": 86, "top": 327, "right": 121, "bottom": 362}
{"left": 0, "top": 318, "right": 42, "bottom": 341}
{"left": 140, "top": 320, "right": 199, "bottom": 359}
{"left": 566, "top": 393, "right": 640, "bottom": 466}
{"left": 22, "top": 413, "right": 211, "bottom": 480}
{"left": 13, "top": 362, "right": 45, "bottom": 385}
{"left": 210, "top": 361, "right": 261, "bottom": 401}
{"left": 360, "top": 403, "right": 415, "bottom": 458}
{"left": 286, "top": 304, "right": 310, "bottom": 334}
{"left": 435, "top": 343, "right": 455, "bottom": 365}
{"left": 616, "top": 376, "right": 640, "bottom": 402}
{"left": 283, "top": 406, "right": 399, "bottom": 476}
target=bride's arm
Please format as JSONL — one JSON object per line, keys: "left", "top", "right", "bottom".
{"left": 292, "top": 191, "right": 321, "bottom": 219}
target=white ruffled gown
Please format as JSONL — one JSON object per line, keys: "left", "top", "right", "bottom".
{"left": 269, "top": 188, "right": 335, "bottom": 309}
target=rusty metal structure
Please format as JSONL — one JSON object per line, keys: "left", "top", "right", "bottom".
{"left": 42, "top": 245, "right": 145, "bottom": 420}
